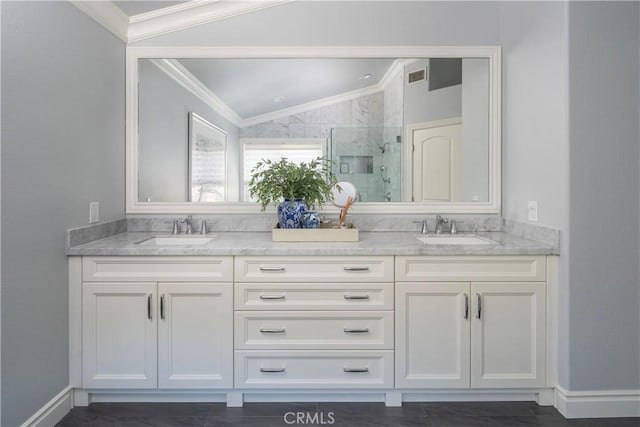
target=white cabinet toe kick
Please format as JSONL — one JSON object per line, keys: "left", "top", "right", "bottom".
{"left": 69, "top": 255, "right": 557, "bottom": 407}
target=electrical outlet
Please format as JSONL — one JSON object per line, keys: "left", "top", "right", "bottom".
{"left": 89, "top": 202, "right": 100, "bottom": 224}
{"left": 527, "top": 201, "right": 538, "bottom": 222}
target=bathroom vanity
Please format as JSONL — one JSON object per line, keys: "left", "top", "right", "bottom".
{"left": 65, "top": 44, "right": 557, "bottom": 408}
{"left": 67, "top": 230, "right": 558, "bottom": 407}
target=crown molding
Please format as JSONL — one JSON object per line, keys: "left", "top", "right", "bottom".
{"left": 127, "top": 0, "right": 296, "bottom": 43}
{"left": 70, "top": 1, "right": 295, "bottom": 43}
{"left": 69, "top": 0, "right": 128, "bottom": 42}
{"left": 149, "top": 59, "right": 243, "bottom": 126}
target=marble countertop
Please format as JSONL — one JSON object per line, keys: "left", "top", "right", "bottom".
{"left": 66, "top": 231, "right": 559, "bottom": 256}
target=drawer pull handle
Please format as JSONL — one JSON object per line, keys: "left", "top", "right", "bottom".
{"left": 476, "top": 293, "right": 482, "bottom": 319}
{"left": 343, "top": 266, "right": 370, "bottom": 272}
{"left": 344, "top": 295, "right": 370, "bottom": 300}
{"left": 344, "top": 328, "right": 370, "bottom": 333}
{"left": 260, "top": 328, "right": 286, "bottom": 334}
{"left": 344, "top": 368, "right": 369, "bottom": 373}
{"left": 259, "top": 266, "right": 286, "bottom": 272}
{"left": 260, "top": 367, "right": 286, "bottom": 373}
{"left": 147, "top": 294, "right": 152, "bottom": 320}
{"left": 259, "top": 295, "right": 286, "bottom": 300}
{"left": 160, "top": 294, "right": 166, "bottom": 320}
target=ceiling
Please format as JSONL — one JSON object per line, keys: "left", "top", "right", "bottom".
{"left": 113, "top": 1, "right": 190, "bottom": 17}
{"left": 177, "top": 58, "right": 397, "bottom": 119}
{"left": 71, "top": 1, "right": 294, "bottom": 43}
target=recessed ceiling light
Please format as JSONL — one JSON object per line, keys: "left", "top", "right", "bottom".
{"left": 362, "top": 73, "right": 372, "bottom": 80}
{"left": 274, "top": 96, "right": 285, "bottom": 103}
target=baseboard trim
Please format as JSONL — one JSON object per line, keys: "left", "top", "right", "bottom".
{"left": 20, "top": 386, "right": 73, "bottom": 427}
{"left": 555, "top": 386, "right": 640, "bottom": 418}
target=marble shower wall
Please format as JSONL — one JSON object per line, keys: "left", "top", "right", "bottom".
{"left": 239, "top": 91, "right": 385, "bottom": 139}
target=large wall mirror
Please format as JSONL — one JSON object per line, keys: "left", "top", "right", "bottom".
{"left": 126, "top": 47, "right": 500, "bottom": 214}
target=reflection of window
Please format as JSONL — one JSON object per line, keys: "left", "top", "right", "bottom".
{"left": 241, "top": 138, "right": 326, "bottom": 202}
{"left": 189, "top": 112, "right": 227, "bottom": 202}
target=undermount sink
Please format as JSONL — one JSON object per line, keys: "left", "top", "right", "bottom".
{"left": 417, "top": 235, "right": 495, "bottom": 245}
{"left": 135, "top": 236, "right": 215, "bottom": 246}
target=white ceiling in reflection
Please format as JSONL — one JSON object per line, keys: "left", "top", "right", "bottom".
{"left": 177, "top": 58, "right": 397, "bottom": 119}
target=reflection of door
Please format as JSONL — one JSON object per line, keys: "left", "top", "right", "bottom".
{"left": 411, "top": 120, "right": 462, "bottom": 202}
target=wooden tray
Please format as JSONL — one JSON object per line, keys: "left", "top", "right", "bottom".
{"left": 272, "top": 223, "right": 359, "bottom": 242}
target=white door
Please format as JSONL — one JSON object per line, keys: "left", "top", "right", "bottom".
{"left": 411, "top": 121, "right": 462, "bottom": 202}
{"left": 158, "top": 282, "right": 233, "bottom": 389}
{"left": 396, "top": 283, "right": 471, "bottom": 388}
{"left": 83, "top": 283, "right": 157, "bottom": 388}
{"left": 471, "top": 283, "right": 546, "bottom": 388}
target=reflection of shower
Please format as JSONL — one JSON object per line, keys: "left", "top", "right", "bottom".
{"left": 380, "top": 165, "right": 391, "bottom": 184}
{"left": 384, "top": 192, "right": 392, "bottom": 202}
{"left": 377, "top": 142, "right": 391, "bottom": 154}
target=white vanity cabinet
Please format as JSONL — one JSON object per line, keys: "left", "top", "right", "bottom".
{"left": 70, "top": 252, "right": 555, "bottom": 406}
{"left": 234, "top": 256, "right": 395, "bottom": 389}
{"left": 395, "top": 256, "right": 547, "bottom": 389}
{"left": 80, "top": 257, "right": 233, "bottom": 390}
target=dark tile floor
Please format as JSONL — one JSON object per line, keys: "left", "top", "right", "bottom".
{"left": 56, "top": 402, "right": 640, "bottom": 427}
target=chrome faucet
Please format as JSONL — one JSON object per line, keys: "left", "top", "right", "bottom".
{"left": 413, "top": 219, "right": 429, "bottom": 234}
{"left": 435, "top": 215, "right": 448, "bottom": 234}
{"left": 179, "top": 216, "right": 194, "bottom": 234}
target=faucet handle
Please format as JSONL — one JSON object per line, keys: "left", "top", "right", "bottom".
{"left": 172, "top": 220, "right": 179, "bottom": 235}
{"left": 200, "top": 220, "right": 207, "bottom": 235}
{"left": 412, "top": 220, "right": 429, "bottom": 234}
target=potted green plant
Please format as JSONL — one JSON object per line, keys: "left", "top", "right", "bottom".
{"left": 248, "top": 157, "right": 338, "bottom": 229}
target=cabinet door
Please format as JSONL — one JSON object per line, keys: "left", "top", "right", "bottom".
{"left": 471, "top": 283, "right": 546, "bottom": 388}
{"left": 158, "top": 283, "right": 233, "bottom": 389}
{"left": 83, "top": 283, "right": 157, "bottom": 388}
{"left": 396, "top": 283, "right": 471, "bottom": 388}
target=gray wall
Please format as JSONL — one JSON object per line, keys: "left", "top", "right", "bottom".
{"left": 403, "top": 59, "right": 462, "bottom": 127}
{"left": 1, "top": 2, "right": 125, "bottom": 425}
{"left": 567, "top": 1, "right": 640, "bottom": 390}
{"left": 138, "top": 59, "right": 240, "bottom": 202}
{"left": 499, "top": 1, "right": 571, "bottom": 387}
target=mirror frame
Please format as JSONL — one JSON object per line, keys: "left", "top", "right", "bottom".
{"left": 126, "top": 46, "right": 501, "bottom": 214}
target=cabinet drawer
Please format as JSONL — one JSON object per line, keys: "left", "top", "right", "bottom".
{"left": 234, "top": 282, "right": 393, "bottom": 311}
{"left": 235, "top": 256, "right": 393, "bottom": 283}
{"left": 235, "top": 350, "right": 394, "bottom": 389}
{"left": 395, "top": 256, "right": 546, "bottom": 282}
{"left": 235, "top": 311, "right": 393, "bottom": 350}
{"left": 82, "top": 256, "right": 233, "bottom": 282}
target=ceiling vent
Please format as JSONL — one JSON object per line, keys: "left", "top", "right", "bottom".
{"left": 408, "top": 68, "right": 427, "bottom": 83}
